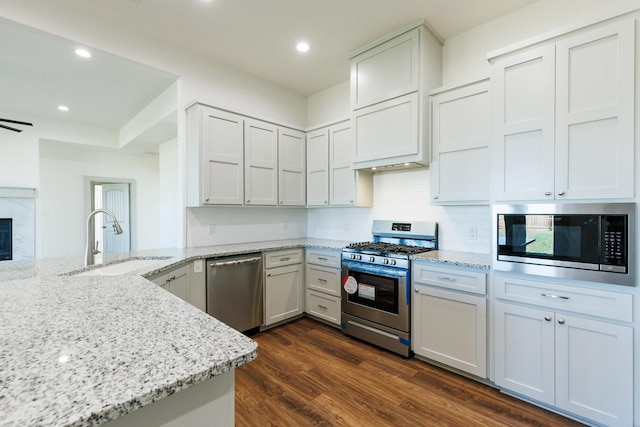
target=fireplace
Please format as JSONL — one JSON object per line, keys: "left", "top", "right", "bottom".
{"left": 0, "top": 218, "right": 12, "bottom": 261}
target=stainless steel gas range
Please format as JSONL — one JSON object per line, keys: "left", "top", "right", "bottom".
{"left": 341, "top": 220, "right": 438, "bottom": 357}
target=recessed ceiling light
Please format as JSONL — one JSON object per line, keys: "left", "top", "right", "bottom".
{"left": 75, "top": 48, "right": 91, "bottom": 58}
{"left": 296, "top": 42, "right": 310, "bottom": 53}
{"left": 58, "top": 105, "right": 69, "bottom": 112}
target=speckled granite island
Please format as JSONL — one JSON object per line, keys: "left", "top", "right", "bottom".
{"left": 0, "top": 238, "right": 348, "bottom": 427}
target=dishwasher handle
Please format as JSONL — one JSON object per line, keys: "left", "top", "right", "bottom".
{"left": 209, "top": 256, "right": 262, "bottom": 268}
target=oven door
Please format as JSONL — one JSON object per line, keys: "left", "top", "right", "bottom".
{"left": 341, "top": 260, "right": 409, "bottom": 332}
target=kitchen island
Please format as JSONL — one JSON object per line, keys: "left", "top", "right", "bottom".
{"left": 0, "top": 238, "right": 349, "bottom": 427}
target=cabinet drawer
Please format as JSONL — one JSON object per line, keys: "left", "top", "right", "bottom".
{"left": 306, "top": 248, "right": 341, "bottom": 268}
{"left": 306, "top": 290, "right": 340, "bottom": 325}
{"left": 495, "top": 275, "right": 632, "bottom": 322}
{"left": 306, "top": 264, "right": 341, "bottom": 296}
{"left": 264, "top": 248, "right": 303, "bottom": 268}
{"left": 413, "top": 264, "right": 486, "bottom": 295}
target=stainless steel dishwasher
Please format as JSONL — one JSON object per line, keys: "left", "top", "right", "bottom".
{"left": 206, "top": 253, "right": 263, "bottom": 333}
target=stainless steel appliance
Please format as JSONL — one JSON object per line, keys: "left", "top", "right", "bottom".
{"left": 207, "top": 253, "right": 263, "bottom": 333}
{"left": 341, "top": 220, "right": 438, "bottom": 356}
{"left": 494, "top": 203, "right": 635, "bottom": 286}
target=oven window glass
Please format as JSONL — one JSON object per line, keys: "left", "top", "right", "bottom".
{"left": 498, "top": 214, "right": 599, "bottom": 263}
{"left": 347, "top": 270, "right": 399, "bottom": 314}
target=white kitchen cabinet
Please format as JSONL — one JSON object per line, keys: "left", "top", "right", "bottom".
{"left": 278, "top": 128, "right": 306, "bottom": 206}
{"left": 264, "top": 249, "right": 304, "bottom": 327}
{"left": 305, "top": 248, "right": 342, "bottom": 326}
{"left": 430, "top": 80, "right": 490, "bottom": 204}
{"left": 493, "top": 275, "right": 633, "bottom": 427}
{"left": 244, "top": 119, "right": 278, "bottom": 205}
{"left": 350, "top": 22, "right": 442, "bottom": 169}
{"left": 149, "top": 263, "right": 190, "bottom": 302}
{"left": 307, "top": 121, "right": 372, "bottom": 207}
{"left": 186, "top": 104, "right": 244, "bottom": 206}
{"left": 491, "top": 19, "right": 634, "bottom": 201}
{"left": 412, "top": 263, "right": 487, "bottom": 378}
{"left": 306, "top": 128, "right": 329, "bottom": 206}
{"left": 188, "top": 259, "right": 207, "bottom": 312}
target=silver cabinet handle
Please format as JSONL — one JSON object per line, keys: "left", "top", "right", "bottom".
{"left": 280, "top": 257, "right": 290, "bottom": 262}
{"left": 541, "top": 293, "right": 569, "bottom": 300}
{"left": 246, "top": 199, "right": 250, "bottom": 203}
{"left": 544, "top": 316, "right": 552, "bottom": 321}
{"left": 544, "top": 192, "right": 551, "bottom": 196}
{"left": 317, "top": 305, "right": 328, "bottom": 310}
{"left": 433, "top": 195, "right": 439, "bottom": 200}
{"left": 210, "top": 256, "right": 261, "bottom": 268}
{"left": 317, "top": 278, "right": 328, "bottom": 283}
{"left": 350, "top": 200, "right": 354, "bottom": 203}
{"left": 557, "top": 319, "right": 566, "bottom": 325}
{"left": 324, "top": 200, "right": 328, "bottom": 204}
{"left": 414, "top": 288, "right": 419, "bottom": 293}
{"left": 318, "top": 257, "right": 328, "bottom": 261}
{"left": 205, "top": 197, "right": 210, "bottom": 202}
{"left": 438, "top": 276, "right": 457, "bottom": 282}
{"left": 557, "top": 191, "right": 565, "bottom": 196}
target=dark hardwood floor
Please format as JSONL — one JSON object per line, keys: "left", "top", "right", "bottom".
{"left": 235, "top": 317, "right": 584, "bottom": 426}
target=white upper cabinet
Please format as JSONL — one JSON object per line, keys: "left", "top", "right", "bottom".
{"left": 430, "top": 80, "right": 490, "bottom": 204}
{"left": 244, "top": 119, "right": 278, "bottom": 206}
{"left": 491, "top": 19, "right": 634, "bottom": 201}
{"left": 307, "top": 120, "right": 373, "bottom": 207}
{"left": 350, "top": 22, "right": 442, "bottom": 169}
{"left": 187, "top": 104, "right": 244, "bottom": 206}
{"left": 278, "top": 128, "right": 306, "bottom": 206}
{"left": 306, "top": 127, "right": 330, "bottom": 206}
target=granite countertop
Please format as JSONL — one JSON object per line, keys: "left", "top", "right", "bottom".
{"left": 0, "top": 238, "right": 348, "bottom": 427}
{"left": 0, "top": 238, "right": 484, "bottom": 426}
{"left": 411, "top": 250, "right": 491, "bottom": 269}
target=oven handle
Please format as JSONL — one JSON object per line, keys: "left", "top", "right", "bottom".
{"left": 342, "top": 260, "right": 408, "bottom": 278}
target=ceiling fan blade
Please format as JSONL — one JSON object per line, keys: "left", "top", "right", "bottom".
{"left": 0, "top": 118, "right": 33, "bottom": 126}
{"left": 0, "top": 123, "right": 22, "bottom": 132}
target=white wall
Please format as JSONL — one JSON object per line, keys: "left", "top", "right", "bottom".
{"left": 39, "top": 141, "right": 160, "bottom": 258}
{"left": 158, "top": 138, "right": 181, "bottom": 249}
{"left": 186, "top": 207, "right": 307, "bottom": 247}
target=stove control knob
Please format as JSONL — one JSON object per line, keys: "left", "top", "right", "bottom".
{"left": 369, "top": 256, "right": 375, "bottom": 262}
{"left": 390, "top": 259, "right": 397, "bottom": 266}
{"left": 356, "top": 255, "right": 362, "bottom": 261}
{"left": 383, "top": 258, "right": 389, "bottom": 265}
{"left": 350, "top": 254, "right": 356, "bottom": 260}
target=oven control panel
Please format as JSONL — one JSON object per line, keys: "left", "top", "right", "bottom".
{"left": 391, "top": 223, "right": 411, "bottom": 232}
{"left": 343, "top": 252, "right": 408, "bottom": 269}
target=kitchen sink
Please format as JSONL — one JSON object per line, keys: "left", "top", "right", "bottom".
{"left": 75, "top": 258, "right": 172, "bottom": 276}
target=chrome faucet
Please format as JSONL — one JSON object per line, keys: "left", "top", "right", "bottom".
{"left": 84, "top": 209, "right": 124, "bottom": 266}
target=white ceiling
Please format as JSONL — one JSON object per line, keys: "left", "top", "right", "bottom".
{"left": 0, "top": 0, "right": 540, "bottom": 131}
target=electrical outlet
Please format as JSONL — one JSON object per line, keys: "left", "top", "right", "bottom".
{"left": 193, "top": 259, "right": 203, "bottom": 274}
{"left": 468, "top": 226, "right": 477, "bottom": 240}
{"left": 281, "top": 222, "right": 287, "bottom": 230}
{"left": 207, "top": 224, "right": 215, "bottom": 235}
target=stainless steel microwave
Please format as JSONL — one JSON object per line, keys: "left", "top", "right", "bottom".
{"left": 493, "top": 203, "right": 635, "bottom": 286}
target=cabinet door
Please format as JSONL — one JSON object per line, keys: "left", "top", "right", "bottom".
{"left": 413, "top": 285, "right": 487, "bottom": 378}
{"left": 431, "top": 81, "right": 490, "bottom": 203}
{"left": 200, "top": 108, "right": 244, "bottom": 205}
{"left": 555, "top": 314, "right": 632, "bottom": 427}
{"left": 555, "top": 20, "right": 634, "bottom": 200}
{"left": 306, "top": 128, "right": 329, "bottom": 206}
{"left": 278, "top": 128, "right": 306, "bottom": 206}
{"left": 353, "top": 92, "right": 419, "bottom": 165}
{"left": 264, "top": 263, "right": 303, "bottom": 326}
{"left": 244, "top": 119, "right": 278, "bottom": 205}
{"left": 492, "top": 45, "right": 556, "bottom": 201}
{"left": 329, "top": 122, "right": 356, "bottom": 205}
{"left": 351, "top": 28, "right": 420, "bottom": 109}
{"left": 494, "top": 301, "right": 555, "bottom": 405}
{"left": 152, "top": 264, "right": 190, "bottom": 302}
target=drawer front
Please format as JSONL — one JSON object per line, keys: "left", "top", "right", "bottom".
{"left": 413, "top": 263, "right": 487, "bottom": 295}
{"left": 494, "top": 275, "right": 632, "bottom": 322}
{"left": 264, "top": 248, "right": 303, "bottom": 268}
{"left": 306, "top": 264, "right": 341, "bottom": 296}
{"left": 306, "top": 290, "right": 340, "bottom": 325}
{"left": 306, "top": 248, "right": 341, "bottom": 268}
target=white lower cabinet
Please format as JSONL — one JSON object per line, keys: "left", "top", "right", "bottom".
{"left": 494, "top": 275, "right": 633, "bottom": 427}
{"left": 305, "top": 248, "right": 341, "bottom": 326}
{"left": 264, "top": 249, "right": 304, "bottom": 327}
{"left": 412, "top": 263, "right": 487, "bottom": 378}
{"left": 148, "top": 262, "right": 206, "bottom": 312}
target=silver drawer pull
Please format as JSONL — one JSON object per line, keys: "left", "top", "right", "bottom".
{"left": 437, "top": 276, "right": 457, "bottom": 282}
{"left": 317, "top": 305, "right": 328, "bottom": 310}
{"left": 541, "top": 293, "right": 569, "bottom": 300}
{"left": 280, "top": 257, "right": 290, "bottom": 262}
{"left": 318, "top": 257, "right": 328, "bottom": 261}
{"left": 317, "top": 278, "right": 328, "bottom": 283}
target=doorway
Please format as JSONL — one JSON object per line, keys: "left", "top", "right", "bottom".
{"left": 90, "top": 180, "right": 132, "bottom": 261}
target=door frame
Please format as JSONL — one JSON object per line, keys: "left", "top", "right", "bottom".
{"left": 84, "top": 176, "right": 137, "bottom": 252}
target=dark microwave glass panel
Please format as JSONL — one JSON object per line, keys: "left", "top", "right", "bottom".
{"left": 0, "top": 219, "right": 12, "bottom": 261}
{"left": 497, "top": 214, "right": 620, "bottom": 264}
